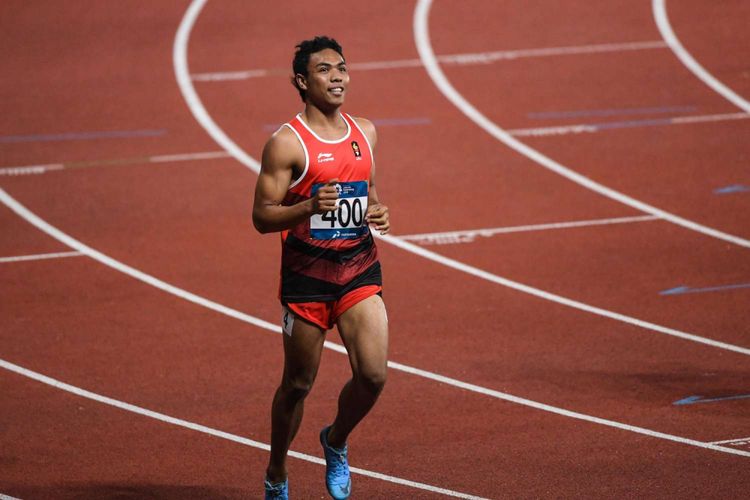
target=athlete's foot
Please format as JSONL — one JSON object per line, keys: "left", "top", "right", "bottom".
{"left": 264, "top": 476, "right": 289, "bottom": 500}
{"left": 320, "top": 425, "right": 352, "bottom": 499}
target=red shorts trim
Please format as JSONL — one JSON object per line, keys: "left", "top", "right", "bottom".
{"left": 286, "top": 285, "right": 382, "bottom": 330}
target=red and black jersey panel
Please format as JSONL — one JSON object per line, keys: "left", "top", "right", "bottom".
{"left": 279, "top": 113, "right": 381, "bottom": 303}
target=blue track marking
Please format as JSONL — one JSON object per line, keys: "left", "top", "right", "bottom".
{"left": 371, "top": 117, "right": 431, "bottom": 126}
{"left": 0, "top": 129, "right": 166, "bottom": 143}
{"left": 714, "top": 184, "right": 750, "bottom": 195}
{"left": 528, "top": 105, "right": 697, "bottom": 120}
{"left": 660, "top": 283, "right": 750, "bottom": 295}
{"left": 674, "top": 394, "right": 750, "bottom": 405}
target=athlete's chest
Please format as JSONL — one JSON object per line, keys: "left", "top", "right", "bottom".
{"left": 287, "top": 114, "right": 372, "bottom": 188}
{"left": 303, "top": 138, "right": 370, "bottom": 181}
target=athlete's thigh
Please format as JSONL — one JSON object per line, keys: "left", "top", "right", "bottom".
{"left": 336, "top": 295, "right": 388, "bottom": 376}
{"left": 281, "top": 309, "right": 327, "bottom": 383}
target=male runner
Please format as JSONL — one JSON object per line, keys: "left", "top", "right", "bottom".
{"left": 252, "top": 36, "right": 390, "bottom": 500}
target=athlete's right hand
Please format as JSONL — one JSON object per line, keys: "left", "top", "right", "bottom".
{"left": 311, "top": 178, "right": 339, "bottom": 214}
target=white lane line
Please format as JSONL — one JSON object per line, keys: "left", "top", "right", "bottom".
{"left": 510, "top": 124, "right": 597, "bottom": 137}
{"left": 149, "top": 151, "right": 231, "bottom": 163}
{"left": 174, "top": 0, "right": 259, "bottom": 173}
{"left": 398, "top": 215, "right": 660, "bottom": 244}
{"left": 671, "top": 112, "right": 750, "bottom": 125}
{"left": 413, "top": 0, "right": 750, "bottom": 249}
{"left": 709, "top": 437, "right": 750, "bottom": 445}
{"left": 0, "top": 151, "right": 231, "bottom": 177}
{"left": 192, "top": 68, "right": 271, "bottom": 82}
{"left": 653, "top": 0, "right": 750, "bottom": 114}
{"left": 0, "top": 359, "right": 485, "bottom": 500}
{"left": 439, "top": 41, "right": 668, "bottom": 63}
{"left": 173, "top": 0, "right": 750, "bottom": 357}
{"left": 0, "top": 494, "right": 22, "bottom": 500}
{"left": 0, "top": 251, "right": 82, "bottom": 263}
{"left": 3, "top": 187, "right": 749, "bottom": 459}
{"left": 508, "top": 112, "right": 750, "bottom": 137}
{"left": 0, "top": 164, "right": 64, "bottom": 176}
{"left": 174, "top": 3, "right": 259, "bottom": 172}
{"left": 191, "top": 41, "right": 668, "bottom": 82}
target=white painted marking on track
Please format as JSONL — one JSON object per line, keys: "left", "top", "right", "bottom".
{"left": 173, "top": 2, "right": 750, "bottom": 354}
{"left": 0, "top": 494, "right": 22, "bottom": 500}
{"left": 0, "top": 359, "right": 485, "bottom": 500}
{"left": 709, "top": 436, "right": 750, "bottom": 445}
{"left": 398, "top": 215, "right": 660, "bottom": 244}
{"left": 414, "top": 0, "right": 750, "bottom": 249}
{"left": 191, "top": 68, "right": 269, "bottom": 82}
{"left": 0, "top": 164, "right": 64, "bottom": 176}
{"left": 439, "top": 41, "right": 668, "bottom": 63}
{"left": 0, "top": 151, "right": 231, "bottom": 177}
{"left": 653, "top": 0, "right": 750, "bottom": 114}
{"left": 508, "top": 112, "right": 750, "bottom": 137}
{"left": 0, "top": 251, "right": 82, "bottom": 263}
{"left": 191, "top": 41, "right": 668, "bottom": 82}
{"left": 509, "top": 124, "right": 597, "bottom": 138}
{"left": 174, "top": 3, "right": 258, "bottom": 171}
{"left": 2, "top": 187, "right": 749, "bottom": 459}
{"left": 149, "top": 151, "right": 230, "bottom": 163}
{"left": 670, "top": 112, "right": 750, "bottom": 125}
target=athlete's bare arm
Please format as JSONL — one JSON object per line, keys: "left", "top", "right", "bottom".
{"left": 355, "top": 117, "right": 390, "bottom": 235}
{"left": 252, "top": 127, "right": 339, "bottom": 234}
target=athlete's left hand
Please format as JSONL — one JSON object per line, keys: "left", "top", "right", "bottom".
{"left": 366, "top": 203, "right": 390, "bottom": 235}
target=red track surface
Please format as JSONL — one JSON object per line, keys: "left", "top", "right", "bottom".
{"left": 2, "top": 1, "right": 749, "bottom": 498}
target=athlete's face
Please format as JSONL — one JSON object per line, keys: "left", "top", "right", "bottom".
{"left": 299, "top": 48, "right": 349, "bottom": 109}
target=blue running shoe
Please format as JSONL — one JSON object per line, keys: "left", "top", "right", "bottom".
{"left": 320, "top": 425, "right": 352, "bottom": 499}
{"left": 264, "top": 477, "right": 288, "bottom": 500}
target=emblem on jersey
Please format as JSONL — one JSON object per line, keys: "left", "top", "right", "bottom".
{"left": 350, "top": 141, "right": 362, "bottom": 159}
{"left": 317, "top": 152, "right": 335, "bottom": 163}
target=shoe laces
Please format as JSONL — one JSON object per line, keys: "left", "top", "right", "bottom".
{"left": 330, "top": 448, "right": 349, "bottom": 476}
{"left": 265, "top": 480, "right": 287, "bottom": 498}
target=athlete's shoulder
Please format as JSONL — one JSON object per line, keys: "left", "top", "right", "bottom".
{"left": 261, "top": 124, "right": 304, "bottom": 170}
{"left": 267, "top": 124, "right": 298, "bottom": 148}
{"left": 350, "top": 116, "right": 377, "bottom": 147}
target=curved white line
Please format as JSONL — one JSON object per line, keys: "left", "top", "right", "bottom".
{"left": 413, "top": 0, "right": 750, "bottom": 249}
{"left": 653, "top": 0, "right": 750, "bottom": 113}
{"left": 166, "top": 0, "right": 750, "bottom": 458}
{"left": 173, "top": 0, "right": 261, "bottom": 173}
{"left": 0, "top": 358, "right": 485, "bottom": 499}
{"left": 172, "top": 0, "right": 750, "bottom": 356}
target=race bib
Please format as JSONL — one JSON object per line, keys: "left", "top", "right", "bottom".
{"left": 310, "top": 181, "right": 368, "bottom": 240}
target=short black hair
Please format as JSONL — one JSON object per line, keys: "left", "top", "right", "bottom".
{"left": 291, "top": 36, "right": 345, "bottom": 102}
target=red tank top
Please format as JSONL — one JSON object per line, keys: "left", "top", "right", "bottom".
{"left": 279, "top": 113, "right": 381, "bottom": 303}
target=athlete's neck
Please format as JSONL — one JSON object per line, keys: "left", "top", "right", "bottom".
{"left": 301, "top": 106, "right": 347, "bottom": 140}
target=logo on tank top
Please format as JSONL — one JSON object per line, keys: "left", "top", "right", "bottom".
{"left": 317, "top": 152, "right": 335, "bottom": 163}
{"left": 350, "top": 141, "right": 362, "bottom": 160}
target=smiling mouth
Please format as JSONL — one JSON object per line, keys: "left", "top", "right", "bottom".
{"left": 328, "top": 86, "right": 345, "bottom": 95}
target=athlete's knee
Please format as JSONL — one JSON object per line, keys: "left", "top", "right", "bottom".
{"left": 355, "top": 367, "right": 387, "bottom": 395}
{"left": 281, "top": 374, "right": 315, "bottom": 401}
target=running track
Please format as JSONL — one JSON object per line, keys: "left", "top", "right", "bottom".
{"left": 1, "top": 1, "right": 749, "bottom": 498}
